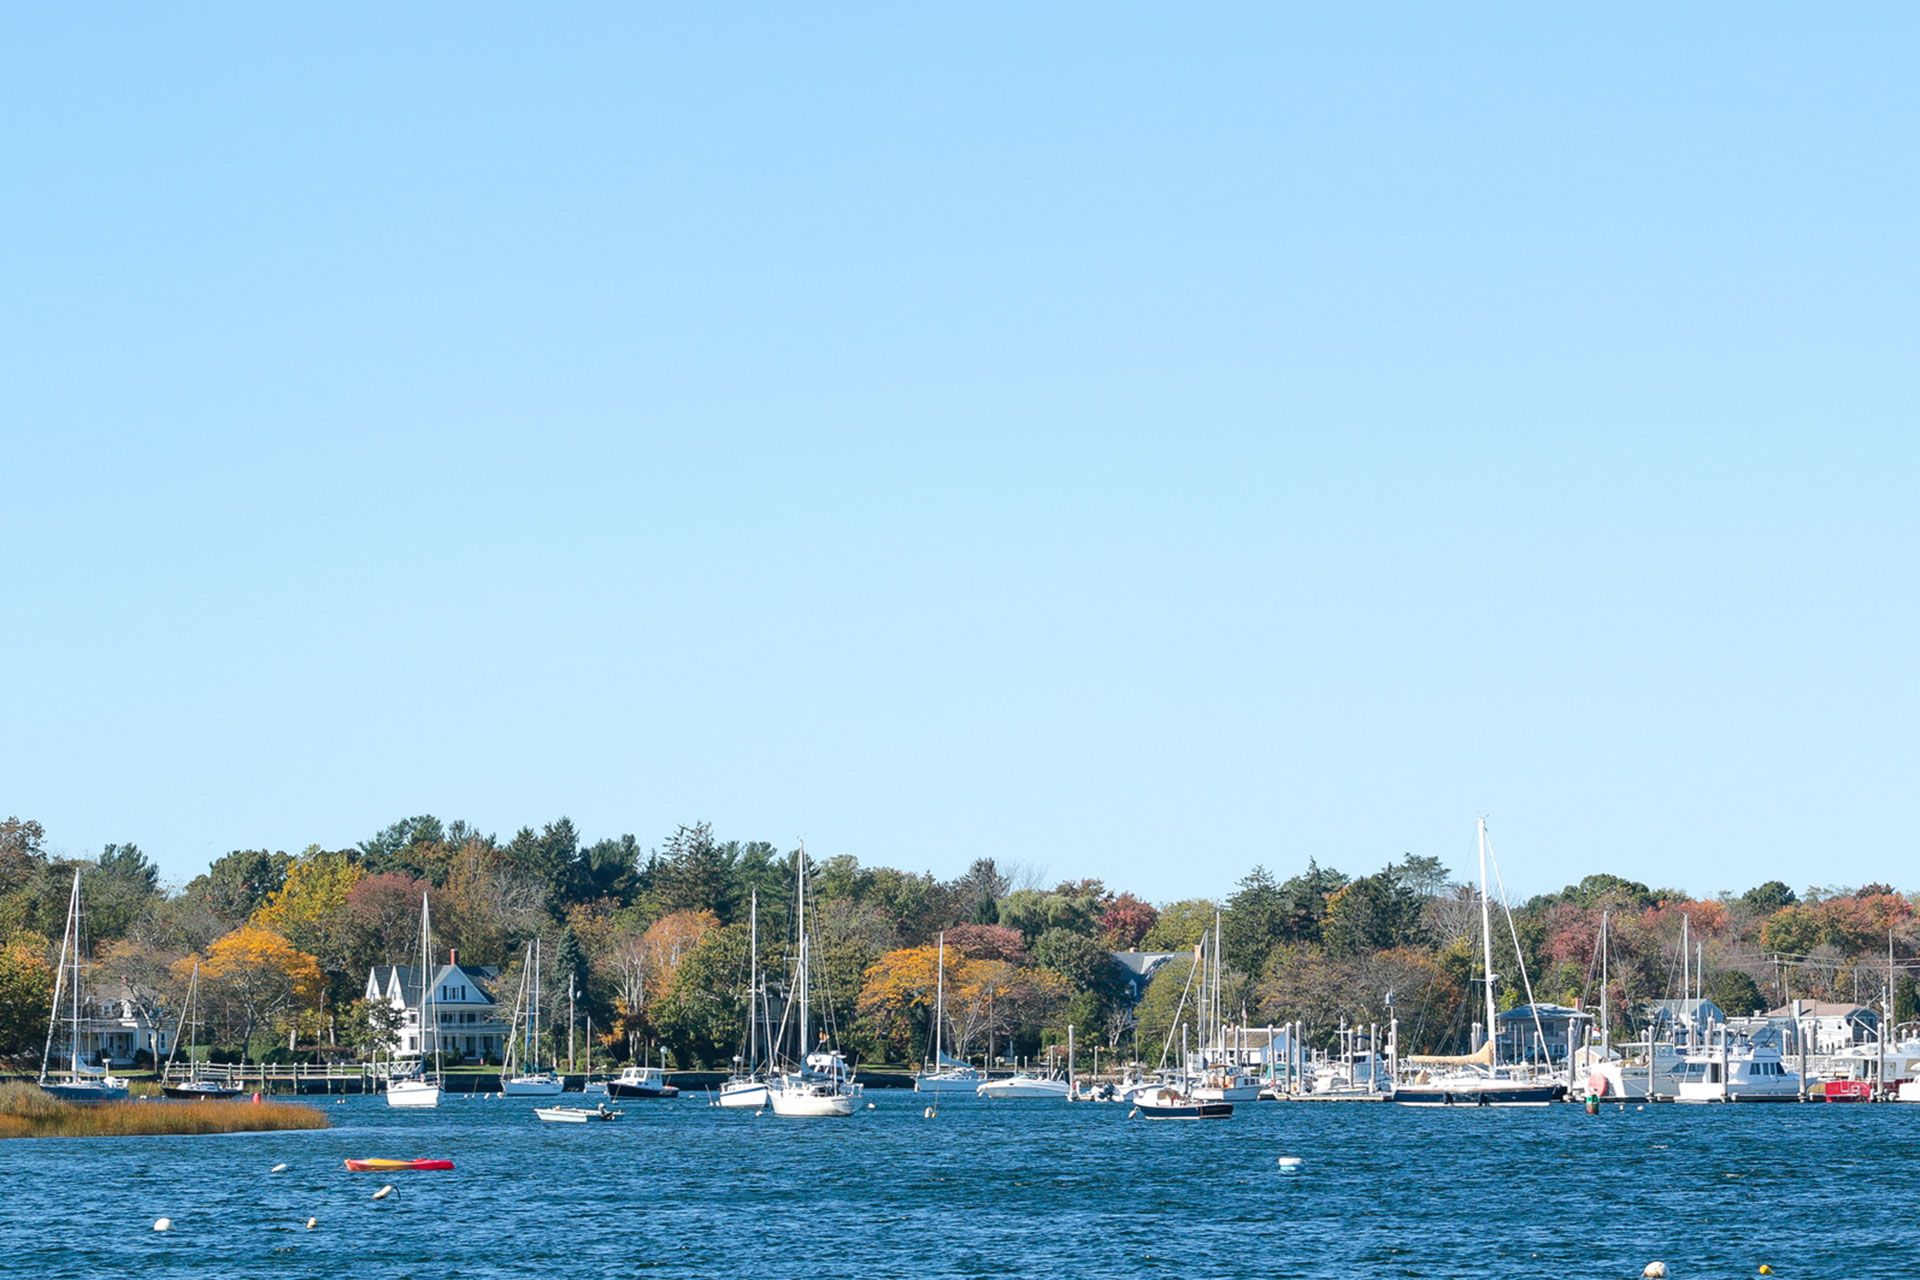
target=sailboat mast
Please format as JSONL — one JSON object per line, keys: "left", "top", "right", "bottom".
{"left": 795, "top": 848, "right": 810, "bottom": 1063}
{"left": 41, "top": 871, "right": 78, "bottom": 1083}
{"left": 748, "top": 890, "right": 759, "bottom": 1070}
{"left": 419, "top": 892, "right": 435, "bottom": 1075}
{"left": 1600, "top": 910, "right": 1611, "bottom": 1056}
{"left": 1477, "top": 818, "right": 1497, "bottom": 1050}
{"left": 933, "top": 932, "right": 945, "bottom": 1069}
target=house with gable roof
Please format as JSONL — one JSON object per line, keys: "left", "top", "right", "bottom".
{"left": 366, "top": 951, "right": 509, "bottom": 1062}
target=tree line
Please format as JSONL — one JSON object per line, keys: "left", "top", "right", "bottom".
{"left": 1, "top": 813, "right": 1914, "bottom": 1069}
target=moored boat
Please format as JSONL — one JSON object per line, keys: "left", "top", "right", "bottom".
{"left": 1133, "top": 1086, "right": 1232, "bottom": 1120}
{"left": 535, "top": 1104, "right": 623, "bottom": 1123}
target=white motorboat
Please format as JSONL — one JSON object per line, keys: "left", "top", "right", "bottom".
{"left": 387, "top": 892, "right": 443, "bottom": 1110}
{"left": 535, "top": 1103, "right": 623, "bottom": 1122}
{"left": 977, "top": 1072, "right": 1071, "bottom": 1099}
{"left": 717, "top": 1077, "right": 770, "bottom": 1109}
{"left": 1673, "top": 1039, "right": 1801, "bottom": 1103}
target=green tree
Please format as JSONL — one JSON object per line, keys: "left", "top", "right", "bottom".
{"left": 1740, "top": 881, "right": 1799, "bottom": 914}
{"left": 1142, "top": 899, "right": 1215, "bottom": 950}
{"left": 0, "top": 932, "right": 54, "bottom": 1057}
{"left": 1131, "top": 957, "right": 1195, "bottom": 1064}
{"left": 1222, "top": 867, "right": 1286, "bottom": 972}
{"left": 1707, "top": 969, "right": 1765, "bottom": 1019}
{"left": 1030, "top": 927, "right": 1120, "bottom": 999}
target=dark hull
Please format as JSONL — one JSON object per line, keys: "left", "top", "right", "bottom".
{"left": 1394, "top": 1083, "right": 1566, "bottom": 1107}
{"left": 1137, "top": 1101, "right": 1234, "bottom": 1120}
{"left": 163, "top": 1084, "right": 246, "bottom": 1100}
{"left": 606, "top": 1082, "right": 679, "bottom": 1099}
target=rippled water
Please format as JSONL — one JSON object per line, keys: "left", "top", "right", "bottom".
{"left": 5, "top": 1092, "right": 1917, "bottom": 1278}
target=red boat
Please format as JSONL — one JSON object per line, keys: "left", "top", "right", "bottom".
{"left": 1820, "top": 1080, "right": 1873, "bottom": 1103}
{"left": 344, "top": 1158, "right": 455, "bottom": 1172}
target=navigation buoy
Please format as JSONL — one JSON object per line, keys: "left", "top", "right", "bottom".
{"left": 1276, "top": 1156, "right": 1304, "bottom": 1171}
{"left": 152, "top": 1218, "right": 172, "bottom": 1232}
{"left": 270, "top": 1163, "right": 288, "bottom": 1173}
{"left": 305, "top": 1217, "right": 317, "bottom": 1230}
{"left": 1642, "top": 1263, "right": 1668, "bottom": 1278}
{"left": 372, "top": 1186, "right": 394, "bottom": 1201}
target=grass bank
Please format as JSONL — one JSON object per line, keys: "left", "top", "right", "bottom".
{"left": 0, "top": 1082, "right": 329, "bottom": 1139}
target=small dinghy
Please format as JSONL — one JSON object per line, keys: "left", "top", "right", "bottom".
{"left": 343, "top": 1158, "right": 456, "bottom": 1172}
{"left": 535, "top": 1104, "right": 624, "bottom": 1123}
{"left": 1134, "top": 1087, "right": 1233, "bottom": 1120}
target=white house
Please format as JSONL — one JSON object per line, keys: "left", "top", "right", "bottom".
{"left": 1762, "top": 1001, "right": 1880, "bottom": 1053}
{"left": 366, "top": 955, "right": 508, "bottom": 1062}
{"left": 63, "top": 981, "right": 171, "bottom": 1067}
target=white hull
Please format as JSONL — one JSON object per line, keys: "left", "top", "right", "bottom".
{"left": 914, "top": 1071, "right": 983, "bottom": 1094}
{"left": 768, "top": 1088, "right": 855, "bottom": 1117}
{"left": 978, "top": 1077, "right": 1071, "bottom": 1099}
{"left": 501, "top": 1075, "right": 565, "bottom": 1096}
{"left": 1191, "top": 1083, "right": 1261, "bottom": 1102}
{"left": 387, "top": 1080, "right": 442, "bottom": 1108}
{"left": 716, "top": 1080, "right": 770, "bottom": 1109}
{"left": 579, "top": 1081, "right": 610, "bottom": 1097}
{"left": 535, "top": 1105, "right": 621, "bottom": 1122}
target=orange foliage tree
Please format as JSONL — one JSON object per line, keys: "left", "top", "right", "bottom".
{"left": 184, "top": 926, "right": 323, "bottom": 1059}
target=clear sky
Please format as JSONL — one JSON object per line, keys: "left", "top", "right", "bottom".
{"left": 4, "top": 5, "right": 1916, "bottom": 902}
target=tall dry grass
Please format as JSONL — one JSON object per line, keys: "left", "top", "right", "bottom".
{"left": 0, "top": 1082, "right": 328, "bottom": 1139}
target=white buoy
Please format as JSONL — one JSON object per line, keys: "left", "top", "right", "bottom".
{"left": 923, "top": 1106, "right": 935, "bottom": 1119}
{"left": 372, "top": 1185, "right": 394, "bottom": 1201}
{"left": 866, "top": 1102, "right": 876, "bottom": 1109}
{"left": 1276, "top": 1156, "right": 1304, "bottom": 1171}
{"left": 1642, "top": 1263, "right": 1668, "bottom": 1278}
{"left": 305, "top": 1217, "right": 318, "bottom": 1230}
{"left": 152, "top": 1218, "right": 172, "bottom": 1232}
{"left": 270, "top": 1163, "right": 288, "bottom": 1173}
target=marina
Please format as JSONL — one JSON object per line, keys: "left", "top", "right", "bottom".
{"left": 7, "top": 1090, "right": 1920, "bottom": 1277}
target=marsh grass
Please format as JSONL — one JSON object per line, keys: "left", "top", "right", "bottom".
{"left": 0, "top": 1082, "right": 328, "bottom": 1139}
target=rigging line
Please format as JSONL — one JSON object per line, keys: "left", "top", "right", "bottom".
{"left": 1483, "top": 826, "right": 1551, "bottom": 1057}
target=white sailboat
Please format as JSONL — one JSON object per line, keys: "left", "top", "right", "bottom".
{"left": 1395, "top": 819, "right": 1565, "bottom": 1107}
{"left": 501, "top": 938, "right": 564, "bottom": 1095}
{"left": 39, "top": 869, "right": 130, "bottom": 1103}
{"left": 916, "top": 933, "right": 982, "bottom": 1094}
{"left": 717, "top": 890, "right": 771, "bottom": 1109}
{"left": 1189, "top": 913, "right": 1260, "bottom": 1103}
{"left": 387, "top": 892, "right": 443, "bottom": 1109}
{"left": 767, "top": 846, "right": 860, "bottom": 1117}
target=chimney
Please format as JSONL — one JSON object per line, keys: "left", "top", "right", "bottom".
{"left": 449, "top": 948, "right": 459, "bottom": 967}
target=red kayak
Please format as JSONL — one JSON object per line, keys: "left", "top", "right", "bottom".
{"left": 344, "top": 1158, "right": 455, "bottom": 1172}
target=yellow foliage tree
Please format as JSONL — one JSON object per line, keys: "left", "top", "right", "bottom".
{"left": 857, "top": 945, "right": 951, "bottom": 1061}
{"left": 185, "top": 926, "right": 323, "bottom": 1060}
{"left": 251, "top": 847, "right": 365, "bottom": 976}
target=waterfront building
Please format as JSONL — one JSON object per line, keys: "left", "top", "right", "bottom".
{"left": 366, "top": 954, "right": 509, "bottom": 1062}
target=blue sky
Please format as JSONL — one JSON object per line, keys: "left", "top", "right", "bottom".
{"left": 4, "top": 5, "right": 1916, "bottom": 901}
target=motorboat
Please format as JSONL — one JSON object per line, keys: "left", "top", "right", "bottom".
{"left": 1133, "top": 1086, "right": 1232, "bottom": 1120}
{"left": 977, "top": 1071, "right": 1071, "bottom": 1099}
{"left": 535, "top": 1104, "right": 623, "bottom": 1123}
{"left": 1673, "top": 1040, "right": 1801, "bottom": 1103}
{"left": 606, "top": 1065, "right": 679, "bottom": 1099}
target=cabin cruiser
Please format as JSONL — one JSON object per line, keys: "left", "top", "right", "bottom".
{"left": 1672, "top": 1039, "right": 1801, "bottom": 1102}
{"left": 977, "top": 1070, "right": 1071, "bottom": 1099}
{"left": 606, "top": 1065, "right": 679, "bottom": 1099}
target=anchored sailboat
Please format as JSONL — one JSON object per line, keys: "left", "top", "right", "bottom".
{"left": 717, "top": 890, "right": 771, "bottom": 1108}
{"left": 387, "top": 892, "right": 443, "bottom": 1109}
{"left": 502, "top": 938, "right": 564, "bottom": 1096}
{"left": 161, "top": 959, "right": 243, "bottom": 1100}
{"left": 39, "top": 869, "right": 130, "bottom": 1103}
{"left": 1395, "top": 819, "right": 1565, "bottom": 1107}
{"left": 916, "top": 933, "right": 982, "bottom": 1094}
{"left": 767, "top": 845, "right": 860, "bottom": 1117}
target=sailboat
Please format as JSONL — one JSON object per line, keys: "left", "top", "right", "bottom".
{"left": 501, "top": 938, "right": 564, "bottom": 1095}
{"left": 1395, "top": 819, "right": 1566, "bottom": 1107}
{"left": 915, "top": 932, "right": 982, "bottom": 1094}
{"left": 161, "top": 959, "right": 243, "bottom": 1100}
{"left": 717, "top": 890, "right": 771, "bottom": 1109}
{"left": 766, "top": 846, "right": 860, "bottom": 1117}
{"left": 386, "top": 892, "right": 443, "bottom": 1109}
{"left": 39, "top": 869, "right": 130, "bottom": 1103}
{"left": 1189, "top": 912, "right": 1260, "bottom": 1103}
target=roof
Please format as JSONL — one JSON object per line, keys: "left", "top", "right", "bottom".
{"left": 369, "top": 963, "right": 499, "bottom": 1008}
{"left": 1763, "top": 1001, "right": 1877, "bottom": 1019}
{"left": 1111, "top": 951, "right": 1182, "bottom": 978}
{"left": 1496, "top": 1003, "right": 1584, "bottom": 1022}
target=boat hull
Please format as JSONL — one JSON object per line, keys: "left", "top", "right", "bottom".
{"left": 501, "top": 1076, "right": 566, "bottom": 1096}
{"left": 1394, "top": 1083, "right": 1565, "bottom": 1107}
{"left": 344, "top": 1158, "right": 455, "bottom": 1172}
{"left": 768, "top": 1090, "right": 855, "bottom": 1117}
{"left": 535, "top": 1106, "right": 622, "bottom": 1122}
{"left": 162, "top": 1083, "right": 245, "bottom": 1101}
{"left": 386, "top": 1081, "right": 442, "bottom": 1109}
{"left": 607, "top": 1081, "right": 679, "bottom": 1099}
{"left": 716, "top": 1081, "right": 770, "bottom": 1109}
{"left": 1137, "top": 1100, "right": 1234, "bottom": 1120}
{"left": 977, "top": 1079, "right": 1071, "bottom": 1099}
{"left": 914, "top": 1072, "right": 984, "bottom": 1094}
{"left": 39, "top": 1081, "right": 130, "bottom": 1104}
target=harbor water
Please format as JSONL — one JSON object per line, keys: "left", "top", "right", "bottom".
{"left": 5, "top": 1092, "right": 1918, "bottom": 1277}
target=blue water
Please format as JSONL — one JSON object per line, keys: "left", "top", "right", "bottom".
{"left": 5, "top": 1093, "right": 1918, "bottom": 1278}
